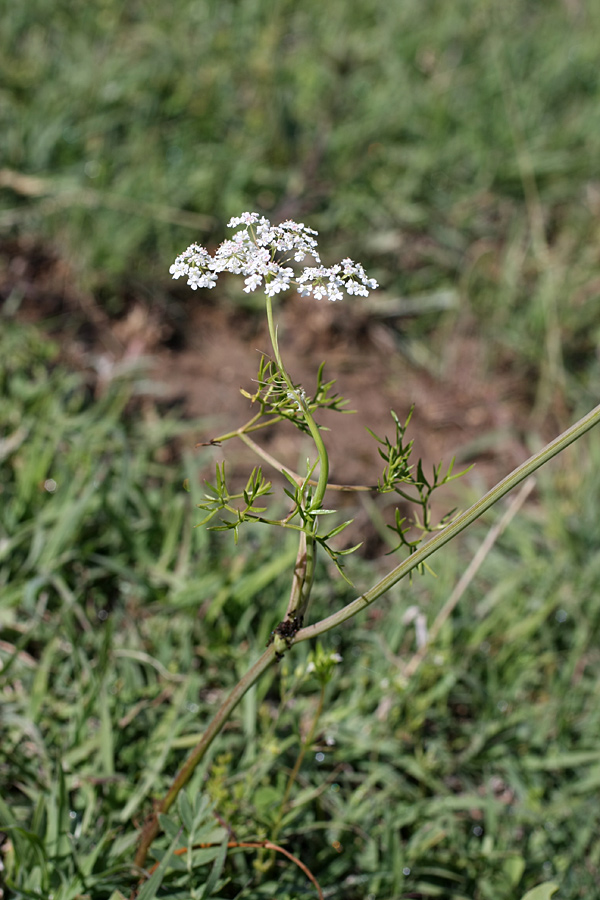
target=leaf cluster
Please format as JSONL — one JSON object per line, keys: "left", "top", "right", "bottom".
{"left": 201, "top": 367, "right": 468, "bottom": 583}
{"left": 149, "top": 792, "right": 228, "bottom": 899}
{"left": 280, "top": 468, "right": 361, "bottom": 582}
{"left": 196, "top": 464, "right": 273, "bottom": 541}
{"left": 240, "top": 357, "right": 351, "bottom": 432}
{"left": 369, "top": 408, "right": 469, "bottom": 560}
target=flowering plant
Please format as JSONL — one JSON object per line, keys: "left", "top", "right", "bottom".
{"left": 169, "top": 212, "right": 377, "bottom": 300}
{"left": 133, "top": 214, "right": 600, "bottom": 894}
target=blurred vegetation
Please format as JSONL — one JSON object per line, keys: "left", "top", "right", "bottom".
{"left": 2, "top": 0, "right": 600, "bottom": 897}
{"left": 2, "top": 320, "right": 600, "bottom": 898}
{"left": 1, "top": 0, "right": 600, "bottom": 390}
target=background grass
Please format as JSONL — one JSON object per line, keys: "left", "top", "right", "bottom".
{"left": 2, "top": 0, "right": 600, "bottom": 897}
{"left": 3, "top": 321, "right": 599, "bottom": 898}
{"left": 1, "top": 0, "right": 600, "bottom": 382}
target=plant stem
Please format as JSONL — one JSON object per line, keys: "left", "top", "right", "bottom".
{"left": 134, "top": 401, "right": 600, "bottom": 869}
{"left": 134, "top": 644, "right": 277, "bottom": 870}
{"left": 263, "top": 292, "right": 325, "bottom": 625}
{"left": 402, "top": 477, "right": 535, "bottom": 679}
{"left": 285, "top": 527, "right": 316, "bottom": 621}
{"left": 238, "top": 430, "right": 371, "bottom": 492}
{"left": 264, "top": 294, "right": 329, "bottom": 511}
{"left": 293, "top": 401, "right": 600, "bottom": 643}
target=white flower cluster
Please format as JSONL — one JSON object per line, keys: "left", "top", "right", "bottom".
{"left": 169, "top": 212, "right": 377, "bottom": 301}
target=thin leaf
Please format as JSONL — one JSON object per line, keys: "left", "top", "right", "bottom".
{"left": 135, "top": 827, "right": 183, "bottom": 900}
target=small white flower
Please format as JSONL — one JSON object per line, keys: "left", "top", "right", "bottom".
{"left": 170, "top": 214, "right": 377, "bottom": 303}
{"left": 326, "top": 283, "right": 344, "bottom": 302}
{"left": 228, "top": 212, "right": 260, "bottom": 227}
{"left": 247, "top": 247, "right": 272, "bottom": 274}
{"left": 264, "top": 271, "right": 292, "bottom": 296}
{"left": 200, "top": 272, "right": 218, "bottom": 289}
{"left": 346, "top": 281, "right": 368, "bottom": 296}
{"left": 244, "top": 273, "right": 262, "bottom": 293}
{"left": 187, "top": 270, "right": 203, "bottom": 290}
{"left": 169, "top": 260, "right": 188, "bottom": 279}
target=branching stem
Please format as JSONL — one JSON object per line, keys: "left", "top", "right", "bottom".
{"left": 293, "top": 401, "right": 600, "bottom": 643}
{"left": 264, "top": 294, "right": 329, "bottom": 512}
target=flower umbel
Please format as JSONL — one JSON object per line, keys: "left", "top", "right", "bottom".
{"left": 170, "top": 213, "right": 378, "bottom": 301}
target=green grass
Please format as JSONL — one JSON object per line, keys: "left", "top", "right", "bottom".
{"left": 2, "top": 0, "right": 600, "bottom": 896}
{"left": 1, "top": 0, "right": 600, "bottom": 395}
{"left": 0, "top": 320, "right": 302, "bottom": 895}
{"left": 2, "top": 318, "right": 600, "bottom": 898}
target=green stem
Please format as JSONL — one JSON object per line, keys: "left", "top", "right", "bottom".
{"left": 209, "top": 413, "right": 282, "bottom": 445}
{"left": 134, "top": 645, "right": 277, "bottom": 870}
{"left": 238, "top": 430, "right": 370, "bottom": 492}
{"left": 134, "top": 401, "right": 600, "bottom": 870}
{"left": 265, "top": 292, "right": 285, "bottom": 373}
{"left": 285, "top": 528, "right": 317, "bottom": 621}
{"left": 264, "top": 291, "right": 324, "bottom": 626}
{"left": 238, "top": 431, "right": 303, "bottom": 485}
{"left": 302, "top": 413, "right": 329, "bottom": 514}
{"left": 264, "top": 294, "right": 329, "bottom": 512}
{"left": 293, "top": 401, "right": 600, "bottom": 644}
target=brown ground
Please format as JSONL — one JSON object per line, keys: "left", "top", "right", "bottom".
{"left": 1, "top": 236, "right": 545, "bottom": 552}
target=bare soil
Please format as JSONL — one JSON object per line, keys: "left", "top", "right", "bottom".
{"left": 1, "top": 236, "right": 543, "bottom": 553}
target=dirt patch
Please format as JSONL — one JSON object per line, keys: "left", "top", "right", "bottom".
{"left": 1, "top": 236, "right": 536, "bottom": 552}
{"left": 155, "top": 294, "right": 532, "bottom": 483}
